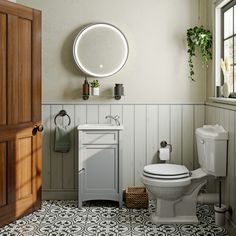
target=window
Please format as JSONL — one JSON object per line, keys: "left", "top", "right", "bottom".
{"left": 222, "top": 1, "right": 236, "bottom": 93}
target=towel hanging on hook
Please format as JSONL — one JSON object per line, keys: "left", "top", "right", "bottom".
{"left": 54, "top": 110, "right": 71, "bottom": 153}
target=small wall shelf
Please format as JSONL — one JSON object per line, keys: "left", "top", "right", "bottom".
{"left": 82, "top": 94, "right": 124, "bottom": 100}
{"left": 82, "top": 94, "right": 89, "bottom": 100}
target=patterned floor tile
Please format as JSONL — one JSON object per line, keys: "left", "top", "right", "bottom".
{"left": 131, "top": 224, "right": 146, "bottom": 235}
{"left": 0, "top": 200, "right": 230, "bottom": 236}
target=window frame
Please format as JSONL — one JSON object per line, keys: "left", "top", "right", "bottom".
{"left": 221, "top": 0, "right": 236, "bottom": 92}
{"left": 214, "top": 0, "right": 232, "bottom": 95}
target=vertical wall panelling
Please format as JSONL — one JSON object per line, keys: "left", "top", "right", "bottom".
{"left": 146, "top": 105, "right": 158, "bottom": 164}
{"left": 234, "top": 112, "right": 236, "bottom": 224}
{"left": 50, "top": 105, "right": 63, "bottom": 189}
{"left": 220, "top": 109, "right": 229, "bottom": 203}
{"left": 87, "top": 105, "right": 98, "bottom": 124}
{"left": 42, "top": 103, "right": 205, "bottom": 198}
{"left": 170, "top": 105, "right": 182, "bottom": 164}
{"left": 194, "top": 105, "right": 205, "bottom": 169}
{"left": 215, "top": 107, "right": 221, "bottom": 124}
{"left": 206, "top": 105, "right": 236, "bottom": 229}
{"left": 62, "top": 105, "right": 75, "bottom": 189}
{"left": 134, "top": 105, "right": 146, "bottom": 186}
{"left": 74, "top": 105, "right": 87, "bottom": 187}
{"left": 206, "top": 105, "right": 215, "bottom": 125}
{"left": 42, "top": 105, "right": 51, "bottom": 189}
{"left": 228, "top": 111, "right": 235, "bottom": 220}
{"left": 158, "top": 105, "right": 170, "bottom": 150}
{"left": 111, "top": 105, "right": 123, "bottom": 124}
{"left": 99, "top": 105, "right": 111, "bottom": 124}
{"left": 205, "top": 105, "right": 216, "bottom": 193}
{"left": 122, "top": 105, "right": 135, "bottom": 187}
{"left": 75, "top": 105, "right": 87, "bottom": 126}
{"left": 182, "top": 105, "right": 194, "bottom": 170}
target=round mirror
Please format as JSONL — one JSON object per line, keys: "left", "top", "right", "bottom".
{"left": 73, "top": 23, "right": 129, "bottom": 78}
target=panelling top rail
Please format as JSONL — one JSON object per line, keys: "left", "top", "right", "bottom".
{"left": 54, "top": 110, "right": 71, "bottom": 127}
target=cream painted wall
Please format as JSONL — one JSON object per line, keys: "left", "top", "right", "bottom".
{"left": 206, "top": 0, "right": 215, "bottom": 98}
{"left": 17, "top": 0, "right": 207, "bottom": 103}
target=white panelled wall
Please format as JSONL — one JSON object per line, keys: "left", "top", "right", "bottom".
{"left": 42, "top": 103, "right": 205, "bottom": 199}
{"left": 206, "top": 104, "right": 236, "bottom": 231}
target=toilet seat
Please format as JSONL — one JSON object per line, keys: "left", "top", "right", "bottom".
{"left": 143, "top": 164, "right": 190, "bottom": 180}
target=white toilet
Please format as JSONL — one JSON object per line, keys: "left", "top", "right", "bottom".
{"left": 141, "top": 125, "right": 228, "bottom": 224}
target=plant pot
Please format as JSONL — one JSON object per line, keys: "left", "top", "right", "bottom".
{"left": 214, "top": 204, "right": 227, "bottom": 226}
{"left": 91, "top": 87, "right": 99, "bottom": 96}
{"left": 222, "top": 83, "right": 229, "bottom": 98}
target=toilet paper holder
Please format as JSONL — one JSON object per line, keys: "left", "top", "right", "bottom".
{"left": 160, "top": 141, "right": 172, "bottom": 152}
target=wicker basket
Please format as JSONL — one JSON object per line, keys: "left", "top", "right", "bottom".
{"left": 125, "top": 187, "right": 148, "bottom": 209}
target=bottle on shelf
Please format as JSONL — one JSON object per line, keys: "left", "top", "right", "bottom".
{"left": 83, "top": 78, "right": 90, "bottom": 100}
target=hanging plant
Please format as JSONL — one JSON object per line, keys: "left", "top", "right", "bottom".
{"left": 187, "top": 25, "right": 213, "bottom": 81}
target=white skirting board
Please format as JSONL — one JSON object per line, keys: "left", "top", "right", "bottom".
{"left": 226, "top": 215, "right": 236, "bottom": 236}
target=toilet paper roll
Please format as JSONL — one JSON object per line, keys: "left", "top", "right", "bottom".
{"left": 159, "top": 147, "right": 170, "bottom": 161}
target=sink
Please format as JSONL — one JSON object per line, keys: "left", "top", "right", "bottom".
{"left": 77, "top": 124, "right": 124, "bottom": 130}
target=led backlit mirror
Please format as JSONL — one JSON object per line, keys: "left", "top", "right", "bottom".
{"left": 73, "top": 23, "right": 129, "bottom": 78}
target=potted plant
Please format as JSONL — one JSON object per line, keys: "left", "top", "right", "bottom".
{"left": 90, "top": 80, "right": 100, "bottom": 96}
{"left": 187, "top": 25, "right": 213, "bottom": 81}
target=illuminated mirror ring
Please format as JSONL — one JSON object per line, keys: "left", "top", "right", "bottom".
{"left": 73, "top": 23, "right": 129, "bottom": 78}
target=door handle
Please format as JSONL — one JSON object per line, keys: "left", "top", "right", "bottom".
{"left": 37, "top": 124, "right": 44, "bottom": 132}
{"left": 32, "top": 124, "right": 44, "bottom": 136}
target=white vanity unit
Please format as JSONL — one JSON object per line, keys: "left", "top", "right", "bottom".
{"left": 77, "top": 124, "right": 123, "bottom": 208}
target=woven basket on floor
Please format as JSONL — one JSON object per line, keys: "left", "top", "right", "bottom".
{"left": 125, "top": 187, "right": 148, "bottom": 209}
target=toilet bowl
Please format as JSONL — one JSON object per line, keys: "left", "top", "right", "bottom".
{"left": 141, "top": 125, "right": 228, "bottom": 224}
{"left": 142, "top": 164, "right": 191, "bottom": 200}
{"left": 141, "top": 164, "right": 208, "bottom": 224}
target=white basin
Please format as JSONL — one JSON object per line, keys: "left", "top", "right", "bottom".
{"left": 77, "top": 124, "right": 124, "bottom": 130}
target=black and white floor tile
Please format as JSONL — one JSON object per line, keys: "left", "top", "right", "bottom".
{"left": 0, "top": 201, "right": 229, "bottom": 236}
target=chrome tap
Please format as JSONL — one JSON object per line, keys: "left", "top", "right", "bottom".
{"left": 105, "top": 115, "right": 120, "bottom": 126}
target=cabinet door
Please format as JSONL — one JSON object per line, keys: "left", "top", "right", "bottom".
{"left": 82, "top": 145, "right": 118, "bottom": 196}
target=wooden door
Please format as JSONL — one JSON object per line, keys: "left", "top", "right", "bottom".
{"left": 0, "top": 0, "right": 42, "bottom": 227}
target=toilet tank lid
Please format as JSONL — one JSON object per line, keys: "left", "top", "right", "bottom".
{"left": 144, "top": 164, "right": 189, "bottom": 176}
{"left": 196, "top": 125, "right": 228, "bottom": 140}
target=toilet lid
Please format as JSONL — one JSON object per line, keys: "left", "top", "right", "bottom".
{"left": 143, "top": 164, "right": 190, "bottom": 179}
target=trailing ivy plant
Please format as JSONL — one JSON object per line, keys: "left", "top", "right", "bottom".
{"left": 187, "top": 26, "right": 213, "bottom": 81}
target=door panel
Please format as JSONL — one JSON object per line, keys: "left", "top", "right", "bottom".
{"left": 0, "top": 13, "right": 6, "bottom": 126}
{"left": 7, "top": 14, "right": 19, "bottom": 125}
{"left": 0, "top": 143, "right": 7, "bottom": 207}
{"left": 18, "top": 18, "right": 32, "bottom": 123}
{"left": 16, "top": 137, "right": 33, "bottom": 200}
{"left": 32, "top": 10, "right": 42, "bottom": 122}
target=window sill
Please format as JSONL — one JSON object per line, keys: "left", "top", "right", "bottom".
{"left": 209, "top": 97, "right": 236, "bottom": 105}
